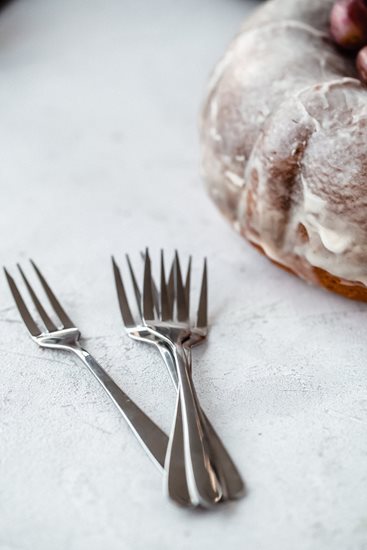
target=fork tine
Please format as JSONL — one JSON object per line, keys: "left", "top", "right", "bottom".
{"left": 174, "top": 251, "right": 188, "bottom": 322}
{"left": 17, "top": 264, "right": 57, "bottom": 332}
{"left": 140, "top": 251, "right": 160, "bottom": 316}
{"left": 160, "top": 250, "right": 171, "bottom": 321}
{"left": 167, "top": 260, "right": 174, "bottom": 318}
{"left": 112, "top": 257, "right": 135, "bottom": 328}
{"left": 152, "top": 280, "right": 160, "bottom": 317}
{"left": 184, "top": 256, "right": 192, "bottom": 319}
{"left": 30, "top": 260, "right": 74, "bottom": 329}
{"left": 142, "top": 249, "right": 155, "bottom": 321}
{"left": 126, "top": 254, "right": 142, "bottom": 318}
{"left": 196, "top": 258, "right": 208, "bottom": 329}
{"left": 4, "top": 268, "right": 42, "bottom": 337}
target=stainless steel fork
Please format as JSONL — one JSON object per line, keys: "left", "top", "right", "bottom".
{"left": 113, "top": 251, "right": 222, "bottom": 507}
{"left": 144, "top": 251, "right": 223, "bottom": 507}
{"left": 163, "top": 254, "right": 246, "bottom": 506}
{"left": 112, "top": 254, "right": 193, "bottom": 507}
{"left": 145, "top": 252, "right": 245, "bottom": 502}
{"left": 4, "top": 261, "right": 168, "bottom": 471}
{"left": 113, "top": 252, "right": 245, "bottom": 506}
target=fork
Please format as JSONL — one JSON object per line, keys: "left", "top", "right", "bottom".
{"left": 160, "top": 255, "right": 245, "bottom": 502}
{"left": 113, "top": 250, "right": 222, "bottom": 507}
{"left": 113, "top": 254, "right": 192, "bottom": 507}
{"left": 4, "top": 261, "right": 169, "bottom": 471}
{"left": 142, "top": 250, "right": 222, "bottom": 507}
{"left": 140, "top": 251, "right": 245, "bottom": 502}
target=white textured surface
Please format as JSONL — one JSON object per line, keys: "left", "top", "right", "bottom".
{"left": 0, "top": 1, "right": 366, "bottom": 549}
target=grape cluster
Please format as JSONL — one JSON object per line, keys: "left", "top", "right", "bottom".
{"left": 330, "top": 0, "right": 367, "bottom": 82}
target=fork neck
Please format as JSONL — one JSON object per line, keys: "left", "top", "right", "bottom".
{"left": 67, "top": 342, "right": 114, "bottom": 385}
{"left": 67, "top": 341, "right": 91, "bottom": 360}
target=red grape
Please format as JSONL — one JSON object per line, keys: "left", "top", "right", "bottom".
{"left": 330, "top": 0, "right": 367, "bottom": 50}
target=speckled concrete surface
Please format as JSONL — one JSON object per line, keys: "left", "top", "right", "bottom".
{"left": 0, "top": 1, "right": 366, "bottom": 549}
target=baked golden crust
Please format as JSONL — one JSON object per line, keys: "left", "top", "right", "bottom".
{"left": 250, "top": 241, "right": 367, "bottom": 302}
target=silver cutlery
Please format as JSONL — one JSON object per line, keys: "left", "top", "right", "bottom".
{"left": 4, "top": 257, "right": 244, "bottom": 509}
{"left": 112, "top": 254, "right": 192, "bottom": 506}
{"left": 118, "top": 249, "right": 221, "bottom": 507}
{"left": 4, "top": 261, "right": 169, "bottom": 471}
{"left": 146, "top": 252, "right": 245, "bottom": 503}
{"left": 112, "top": 250, "right": 244, "bottom": 507}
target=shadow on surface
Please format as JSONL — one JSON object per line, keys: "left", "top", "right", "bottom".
{"left": 0, "top": 0, "right": 14, "bottom": 12}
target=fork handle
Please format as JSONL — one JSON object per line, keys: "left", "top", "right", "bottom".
{"left": 168, "top": 344, "right": 222, "bottom": 507}
{"left": 158, "top": 344, "right": 192, "bottom": 506}
{"left": 159, "top": 344, "right": 245, "bottom": 501}
{"left": 164, "top": 390, "right": 193, "bottom": 507}
{"left": 70, "top": 344, "right": 168, "bottom": 471}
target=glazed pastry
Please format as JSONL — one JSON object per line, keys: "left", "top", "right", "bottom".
{"left": 200, "top": 0, "right": 367, "bottom": 300}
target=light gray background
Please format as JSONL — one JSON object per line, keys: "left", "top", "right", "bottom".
{"left": 0, "top": 1, "right": 366, "bottom": 549}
